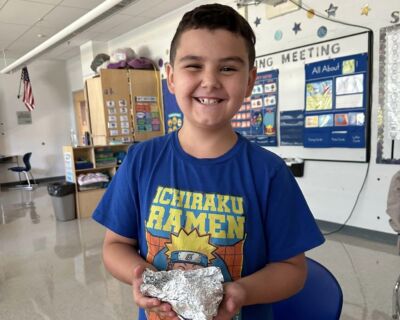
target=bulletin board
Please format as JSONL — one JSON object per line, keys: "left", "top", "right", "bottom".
{"left": 377, "top": 24, "right": 400, "bottom": 164}
{"left": 233, "top": 70, "right": 279, "bottom": 146}
{"left": 255, "top": 31, "right": 372, "bottom": 162}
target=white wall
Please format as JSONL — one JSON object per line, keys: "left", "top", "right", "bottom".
{"left": 65, "top": 55, "right": 85, "bottom": 134}
{"left": 0, "top": 59, "right": 73, "bottom": 182}
{"left": 66, "top": 55, "right": 84, "bottom": 93}
{"left": 70, "top": 0, "right": 400, "bottom": 234}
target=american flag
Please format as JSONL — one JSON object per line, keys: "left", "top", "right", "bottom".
{"left": 20, "top": 67, "right": 35, "bottom": 111}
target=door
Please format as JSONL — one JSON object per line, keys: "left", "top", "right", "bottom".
{"left": 73, "top": 90, "right": 90, "bottom": 145}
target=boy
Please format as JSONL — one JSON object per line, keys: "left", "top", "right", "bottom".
{"left": 93, "top": 3, "right": 324, "bottom": 320}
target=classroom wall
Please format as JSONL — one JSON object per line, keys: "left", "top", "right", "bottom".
{"left": 0, "top": 59, "right": 73, "bottom": 182}
{"left": 66, "top": 55, "right": 84, "bottom": 93}
{"left": 67, "top": 0, "right": 400, "bottom": 234}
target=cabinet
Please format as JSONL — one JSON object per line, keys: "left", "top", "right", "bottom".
{"left": 62, "top": 144, "right": 131, "bottom": 219}
{"left": 85, "top": 69, "right": 164, "bottom": 145}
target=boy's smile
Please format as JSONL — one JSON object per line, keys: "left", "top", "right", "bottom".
{"left": 166, "top": 28, "right": 256, "bottom": 132}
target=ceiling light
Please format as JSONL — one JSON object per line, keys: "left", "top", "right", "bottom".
{"left": 0, "top": 0, "right": 139, "bottom": 74}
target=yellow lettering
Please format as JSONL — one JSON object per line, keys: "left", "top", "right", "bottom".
{"left": 171, "top": 189, "right": 183, "bottom": 207}
{"left": 191, "top": 192, "right": 203, "bottom": 210}
{"left": 231, "top": 196, "right": 244, "bottom": 215}
{"left": 184, "top": 191, "right": 192, "bottom": 209}
{"left": 217, "top": 194, "right": 230, "bottom": 213}
{"left": 162, "top": 208, "right": 182, "bottom": 233}
{"left": 209, "top": 213, "right": 226, "bottom": 238}
{"left": 203, "top": 194, "right": 216, "bottom": 211}
{"left": 227, "top": 216, "right": 245, "bottom": 239}
{"left": 153, "top": 186, "right": 163, "bottom": 204}
{"left": 160, "top": 187, "right": 173, "bottom": 205}
{"left": 146, "top": 205, "right": 165, "bottom": 230}
{"left": 184, "top": 211, "right": 206, "bottom": 234}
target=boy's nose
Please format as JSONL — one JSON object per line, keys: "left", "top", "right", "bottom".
{"left": 200, "top": 70, "right": 221, "bottom": 89}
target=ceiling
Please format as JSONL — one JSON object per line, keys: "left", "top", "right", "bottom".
{"left": 0, "top": 0, "right": 194, "bottom": 62}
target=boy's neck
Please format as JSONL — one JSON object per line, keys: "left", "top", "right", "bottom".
{"left": 177, "top": 124, "right": 238, "bottom": 159}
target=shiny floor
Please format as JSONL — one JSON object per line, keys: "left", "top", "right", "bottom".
{"left": 0, "top": 186, "right": 399, "bottom": 320}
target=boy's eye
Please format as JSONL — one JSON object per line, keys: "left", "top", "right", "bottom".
{"left": 221, "top": 66, "right": 237, "bottom": 73}
{"left": 184, "top": 64, "right": 202, "bottom": 70}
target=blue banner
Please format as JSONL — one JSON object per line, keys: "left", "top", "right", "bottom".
{"left": 162, "top": 79, "right": 183, "bottom": 134}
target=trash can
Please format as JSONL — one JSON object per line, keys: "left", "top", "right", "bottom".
{"left": 47, "top": 182, "right": 76, "bottom": 221}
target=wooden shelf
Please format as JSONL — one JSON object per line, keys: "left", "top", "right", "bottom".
{"left": 63, "top": 144, "right": 131, "bottom": 219}
{"left": 75, "top": 166, "right": 115, "bottom": 173}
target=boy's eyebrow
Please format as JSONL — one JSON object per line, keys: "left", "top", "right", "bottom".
{"left": 178, "top": 55, "right": 246, "bottom": 64}
{"left": 220, "top": 56, "right": 246, "bottom": 64}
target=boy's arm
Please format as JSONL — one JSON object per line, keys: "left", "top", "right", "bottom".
{"left": 238, "top": 252, "right": 307, "bottom": 304}
{"left": 102, "top": 229, "right": 179, "bottom": 320}
{"left": 215, "top": 253, "right": 307, "bottom": 320}
{"left": 102, "top": 229, "right": 153, "bottom": 284}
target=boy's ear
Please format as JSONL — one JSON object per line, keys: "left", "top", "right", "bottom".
{"left": 165, "top": 63, "right": 175, "bottom": 94}
{"left": 245, "top": 67, "right": 257, "bottom": 98}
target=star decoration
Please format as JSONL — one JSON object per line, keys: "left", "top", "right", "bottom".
{"left": 361, "top": 4, "right": 371, "bottom": 16}
{"left": 292, "top": 22, "right": 302, "bottom": 34}
{"left": 254, "top": 17, "right": 261, "bottom": 27}
{"left": 325, "top": 3, "right": 338, "bottom": 18}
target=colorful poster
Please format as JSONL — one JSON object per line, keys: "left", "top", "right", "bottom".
{"left": 135, "top": 97, "right": 161, "bottom": 133}
{"left": 162, "top": 79, "right": 183, "bottom": 133}
{"left": 304, "top": 53, "right": 368, "bottom": 148}
{"left": 233, "top": 70, "right": 279, "bottom": 146}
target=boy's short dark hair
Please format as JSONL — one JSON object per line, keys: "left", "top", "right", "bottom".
{"left": 170, "top": 3, "right": 256, "bottom": 68}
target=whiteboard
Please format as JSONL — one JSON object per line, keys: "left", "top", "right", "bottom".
{"left": 255, "top": 31, "right": 371, "bottom": 162}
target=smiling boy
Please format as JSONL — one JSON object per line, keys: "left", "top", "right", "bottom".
{"left": 93, "top": 4, "right": 324, "bottom": 320}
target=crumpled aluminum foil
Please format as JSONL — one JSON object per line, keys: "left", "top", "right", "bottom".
{"left": 140, "top": 266, "right": 224, "bottom": 320}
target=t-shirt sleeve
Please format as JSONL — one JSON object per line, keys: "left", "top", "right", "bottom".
{"left": 265, "top": 163, "right": 325, "bottom": 262}
{"left": 92, "top": 147, "right": 140, "bottom": 239}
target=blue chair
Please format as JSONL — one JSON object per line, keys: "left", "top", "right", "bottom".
{"left": 8, "top": 152, "right": 37, "bottom": 189}
{"left": 273, "top": 257, "right": 343, "bottom": 320}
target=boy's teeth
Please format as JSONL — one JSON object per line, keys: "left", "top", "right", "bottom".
{"left": 199, "top": 98, "right": 219, "bottom": 104}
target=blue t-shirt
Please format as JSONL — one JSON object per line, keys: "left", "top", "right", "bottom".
{"left": 93, "top": 131, "right": 324, "bottom": 320}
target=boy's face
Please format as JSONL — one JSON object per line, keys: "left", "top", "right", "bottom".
{"left": 166, "top": 28, "right": 256, "bottom": 131}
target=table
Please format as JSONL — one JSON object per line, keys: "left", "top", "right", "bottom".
{"left": 0, "top": 155, "right": 21, "bottom": 186}
{"left": 0, "top": 155, "right": 19, "bottom": 164}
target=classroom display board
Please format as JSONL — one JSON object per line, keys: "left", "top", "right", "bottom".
{"left": 254, "top": 31, "right": 371, "bottom": 162}
{"left": 377, "top": 24, "right": 400, "bottom": 164}
{"left": 304, "top": 53, "right": 368, "bottom": 148}
{"left": 232, "top": 70, "right": 279, "bottom": 146}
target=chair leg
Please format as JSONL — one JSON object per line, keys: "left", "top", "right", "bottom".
{"left": 29, "top": 171, "right": 37, "bottom": 185}
{"left": 393, "top": 274, "right": 400, "bottom": 319}
{"left": 22, "top": 171, "right": 31, "bottom": 188}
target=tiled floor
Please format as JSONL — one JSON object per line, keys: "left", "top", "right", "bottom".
{"left": 0, "top": 185, "right": 399, "bottom": 319}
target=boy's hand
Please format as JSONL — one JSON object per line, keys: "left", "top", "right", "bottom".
{"left": 214, "top": 281, "right": 247, "bottom": 320}
{"left": 132, "top": 265, "right": 179, "bottom": 320}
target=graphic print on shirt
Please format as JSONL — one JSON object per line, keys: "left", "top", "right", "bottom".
{"left": 145, "top": 186, "right": 246, "bottom": 319}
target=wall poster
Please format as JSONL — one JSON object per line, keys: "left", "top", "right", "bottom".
{"left": 162, "top": 79, "right": 183, "bottom": 133}
{"left": 232, "top": 70, "right": 279, "bottom": 146}
{"left": 304, "top": 53, "right": 368, "bottom": 148}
